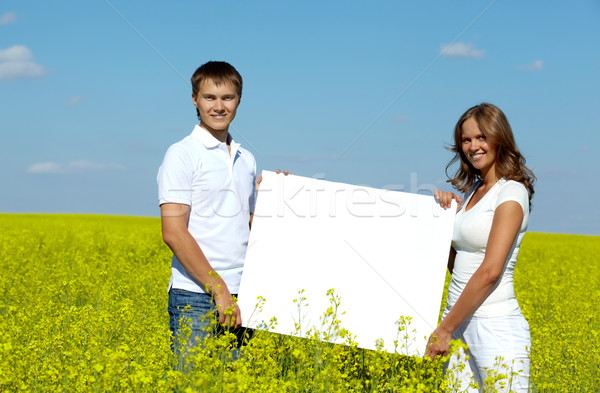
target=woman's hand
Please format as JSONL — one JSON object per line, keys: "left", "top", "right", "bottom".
{"left": 425, "top": 327, "right": 452, "bottom": 360}
{"left": 434, "top": 189, "right": 463, "bottom": 211}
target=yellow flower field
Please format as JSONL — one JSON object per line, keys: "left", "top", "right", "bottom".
{"left": 0, "top": 214, "right": 598, "bottom": 392}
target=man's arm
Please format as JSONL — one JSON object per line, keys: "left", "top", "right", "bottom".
{"left": 249, "top": 170, "right": 293, "bottom": 228}
{"left": 249, "top": 173, "right": 263, "bottom": 229}
{"left": 161, "top": 203, "right": 241, "bottom": 328}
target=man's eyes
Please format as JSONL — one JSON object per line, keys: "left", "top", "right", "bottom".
{"left": 203, "top": 96, "right": 235, "bottom": 100}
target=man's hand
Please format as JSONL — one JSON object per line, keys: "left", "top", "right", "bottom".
{"left": 275, "top": 169, "right": 294, "bottom": 176}
{"left": 214, "top": 289, "right": 242, "bottom": 328}
{"left": 255, "top": 173, "right": 263, "bottom": 194}
{"left": 255, "top": 169, "right": 294, "bottom": 195}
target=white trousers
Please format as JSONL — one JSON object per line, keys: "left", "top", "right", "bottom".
{"left": 442, "top": 310, "right": 531, "bottom": 393}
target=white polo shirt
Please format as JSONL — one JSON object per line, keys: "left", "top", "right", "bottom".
{"left": 157, "top": 125, "right": 257, "bottom": 294}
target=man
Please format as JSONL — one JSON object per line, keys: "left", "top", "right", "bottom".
{"left": 157, "top": 61, "right": 256, "bottom": 352}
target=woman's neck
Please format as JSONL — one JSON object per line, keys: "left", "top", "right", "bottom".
{"left": 480, "top": 166, "right": 499, "bottom": 188}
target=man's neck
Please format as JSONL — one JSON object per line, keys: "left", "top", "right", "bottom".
{"left": 200, "top": 124, "right": 229, "bottom": 144}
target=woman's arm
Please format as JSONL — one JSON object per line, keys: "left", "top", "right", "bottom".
{"left": 447, "top": 247, "right": 456, "bottom": 274}
{"left": 426, "top": 200, "right": 524, "bottom": 359}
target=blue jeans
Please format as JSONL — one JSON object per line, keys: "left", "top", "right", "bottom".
{"left": 168, "top": 288, "right": 251, "bottom": 355}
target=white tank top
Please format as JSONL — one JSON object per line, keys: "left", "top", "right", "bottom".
{"left": 447, "top": 179, "right": 529, "bottom": 317}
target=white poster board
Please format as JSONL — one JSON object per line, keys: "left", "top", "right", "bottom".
{"left": 238, "top": 171, "right": 455, "bottom": 355}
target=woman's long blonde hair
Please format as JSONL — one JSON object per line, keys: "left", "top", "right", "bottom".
{"left": 445, "top": 103, "right": 535, "bottom": 205}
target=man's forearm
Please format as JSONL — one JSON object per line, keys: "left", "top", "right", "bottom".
{"left": 168, "top": 233, "right": 229, "bottom": 295}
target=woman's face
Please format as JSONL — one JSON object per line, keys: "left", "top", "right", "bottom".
{"left": 461, "top": 117, "right": 497, "bottom": 177}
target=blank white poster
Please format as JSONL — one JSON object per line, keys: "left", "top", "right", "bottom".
{"left": 238, "top": 171, "right": 455, "bottom": 355}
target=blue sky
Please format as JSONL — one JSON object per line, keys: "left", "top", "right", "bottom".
{"left": 1, "top": 1, "right": 599, "bottom": 235}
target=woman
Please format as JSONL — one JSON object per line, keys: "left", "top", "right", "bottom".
{"left": 426, "top": 103, "right": 535, "bottom": 392}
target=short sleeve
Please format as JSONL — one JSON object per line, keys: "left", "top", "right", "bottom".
{"left": 157, "top": 143, "right": 194, "bottom": 206}
{"left": 495, "top": 181, "right": 529, "bottom": 214}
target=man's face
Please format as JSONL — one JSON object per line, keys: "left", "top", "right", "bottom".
{"left": 192, "top": 79, "right": 240, "bottom": 135}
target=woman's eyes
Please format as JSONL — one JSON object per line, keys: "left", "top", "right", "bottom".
{"left": 462, "top": 136, "right": 486, "bottom": 143}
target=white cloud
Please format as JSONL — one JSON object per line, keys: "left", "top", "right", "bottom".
{"left": 394, "top": 114, "right": 409, "bottom": 123}
{"left": 518, "top": 60, "right": 544, "bottom": 71}
{"left": 0, "top": 11, "right": 16, "bottom": 25}
{"left": 68, "top": 95, "right": 83, "bottom": 106}
{"left": 0, "top": 45, "right": 33, "bottom": 62}
{"left": 0, "top": 45, "right": 47, "bottom": 79}
{"left": 272, "top": 153, "right": 347, "bottom": 163}
{"left": 534, "top": 166, "right": 578, "bottom": 177}
{"left": 440, "top": 42, "right": 485, "bottom": 59}
{"left": 27, "top": 160, "right": 126, "bottom": 174}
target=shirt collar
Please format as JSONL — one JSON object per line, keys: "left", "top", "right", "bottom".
{"left": 191, "top": 125, "right": 240, "bottom": 150}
